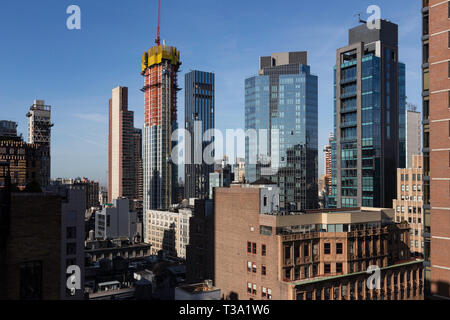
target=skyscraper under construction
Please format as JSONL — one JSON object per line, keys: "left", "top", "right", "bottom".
{"left": 141, "top": 0, "right": 181, "bottom": 222}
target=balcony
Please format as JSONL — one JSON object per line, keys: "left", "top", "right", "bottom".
{"left": 340, "top": 106, "right": 357, "bottom": 114}
{"left": 340, "top": 77, "right": 357, "bottom": 85}
{"left": 340, "top": 91, "right": 357, "bottom": 99}
{"left": 340, "top": 121, "right": 357, "bottom": 129}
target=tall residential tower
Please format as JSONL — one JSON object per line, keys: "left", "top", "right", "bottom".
{"left": 330, "top": 20, "right": 406, "bottom": 209}
{"left": 108, "top": 86, "right": 136, "bottom": 203}
{"left": 245, "top": 52, "right": 318, "bottom": 210}
{"left": 184, "top": 70, "right": 215, "bottom": 200}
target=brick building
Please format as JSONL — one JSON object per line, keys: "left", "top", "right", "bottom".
{"left": 214, "top": 184, "right": 423, "bottom": 300}
{"left": 0, "top": 131, "right": 42, "bottom": 189}
{"left": 393, "top": 155, "right": 424, "bottom": 257}
{"left": 422, "top": 0, "right": 450, "bottom": 299}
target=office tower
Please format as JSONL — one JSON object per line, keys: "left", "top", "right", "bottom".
{"left": 184, "top": 70, "right": 215, "bottom": 200}
{"left": 0, "top": 123, "right": 42, "bottom": 188}
{"left": 422, "top": 0, "right": 450, "bottom": 299}
{"left": 108, "top": 87, "right": 136, "bottom": 203}
{"left": 323, "top": 133, "right": 334, "bottom": 195}
{"left": 214, "top": 184, "right": 423, "bottom": 300}
{"left": 245, "top": 51, "right": 318, "bottom": 210}
{"left": 330, "top": 20, "right": 406, "bottom": 209}
{"left": 141, "top": 44, "right": 181, "bottom": 214}
{"left": 406, "top": 109, "right": 421, "bottom": 168}
{"left": 27, "top": 100, "right": 52, "bottom": 189}
{"left": 133, "top": 128, "right": 143, "bottom": 200}
{"left": 393, "top": 155, "right": 424, "bottom": 258}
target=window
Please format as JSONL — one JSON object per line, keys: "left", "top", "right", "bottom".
{"left": 247, "top": 242, "right": 251, "bottom": 253}
{"left": 448, "top": 61, "right": 450, "bottom": 78}
{"left": 262, "top": 244, "right": 266, "bottom": 256}
{"left": 66, "top": 243, "right": 76, "bottom": 255}
{"left": 252, "top": 263, "right": 257, "bottom": 273}
{"left": 336, "top": 243, "right": 343, "bottom": 254}
{"left": 253, "top": 284, "right": 257, "bottom": 295}
{"left": 262, "top": 287, "right": 267, "bottom": 299}
{"left": 324, "top": 243, "right": 331, "bottom": 254}
{"left": 336, "top": 263, "right": 343, "bottom": 273}
{"left": 267, "top": 289, "right": 272, "bottom": 299}
{"left": 324, "top": 264, "right": 331, "bottom": 274}
{"left": 252, "top": 243, "right": 257, "bottom": 254}
{"left": 20, "top": 261, "right": 42, "bottom": 300}
{"left": 262, "top": 265, "right": 267, "bottom": 276}
{"left": 67, "top": 227, "right": 76, "bottom": 239}
{"left": 303, "top": 244, "right": 309, "bottom": 257}
{"left": 247, "top": 283, "right": 252, "bottom": 294}
{"left": 247, "top": 261, "right": 252, "bottom": 272}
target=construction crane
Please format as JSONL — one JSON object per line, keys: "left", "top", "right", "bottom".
{"left": 155, "top": 0, "right": 161, "bottom": 46}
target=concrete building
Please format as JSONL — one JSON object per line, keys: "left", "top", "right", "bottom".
{"left": 184, "top": 70, "right": 215, "bottom": 200}
{"left": 323, "top": 133, "right": 334, "bottom": 195}
{"left": 146, "top": 206, "right": 192, "bottom": 259}
{"left": 245, "top": 51, "right": 318, "bottom": 210}
{"left": 52, "top": 177, "right": 100, "bottom": 210}
{"left": 95, "top": 198, "right": 137, "bottom": 240}
{"left": 214, "top": 184, "right": 423, "bottom": 300}
{"left": 175, "top": 280, "right": 220, "bottom": 300}
{"left": 26, "top": 100, "right": 52, "bottom": 189}
{"left": 422, "top": 0, "right": 450, "bottom": 299}
{"left": 0, "top": 127, "right": 42, "bottom": 188}
{"left": 406, "top": 109, "right": 421, "bottom": 168}
{"left": 393, "top": 155, "right": 424, "bottom": 258}
{"left": 331, "top": 20, "right": 406, "bottom": 209}
{"left": 209, "top": 166, "right": 233, "bottom": 199}
{"left": 108, "top": 87, "right": 137, "bottom": 203}
{"left": 186, "top": 199, "right": 214, "bottom": 284}
{"left": 47, "top": 186, "right": 86, "bottom": 300}
{"left": 142, "top": 44, "right": 181, "bottom": 216}
{"left": 233, "top": 158, "right": 246, "bottom": 183}
{"left": 133, "top": 128, "right": 143, "bottom": 201}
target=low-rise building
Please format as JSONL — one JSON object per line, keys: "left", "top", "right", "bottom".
{"left": 214, "top": 184, "right": 423, "bottom": 300}
{"left": 393, "top": 155, "right": 424, "bottom": 257}
{"left": 95, "top": 198, "right": 137, "bottom": 240}
{"left": 175, "top": 280, "right": 221, "bottom": 300}
{"left": 146, "top": 206, "right": 192, "bottom": 258}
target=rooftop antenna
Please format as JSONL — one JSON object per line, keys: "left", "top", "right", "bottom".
{"left": 354, "top": 13, "right": 367, "bottom": 24}
{"left": 155, "top": 0, "right": 161, "bottom": 46}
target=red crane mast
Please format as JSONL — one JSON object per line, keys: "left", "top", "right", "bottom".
{"left": 155, "top": 0, "right": 161, "bottom": 46}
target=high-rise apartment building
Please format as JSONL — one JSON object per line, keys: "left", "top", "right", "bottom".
{"left": 108, "top": 87, "right": 136, "bottom": 203}
{"left": 27, "top": 100, "right": 52, "bottom": 189}
{"left": 393, "top": 155, "right": 424, "bottom": 258}
{"left": 214, "top": 184, "right": 423, "bottom": 300}
{"left": 331, "top": 20, "right": 406, "bottom": 209}
{"left": 133, "top": 128, "right": 143, "bottom": 200}
{"left": 184, "top": 70, "right": 215, "bottom": 200}
{"left": 422, "top": 0, "right": 450, "bottom": 299}
{"left": 245, "top": 51, "right": 318, "bottom": 210}
{"left": 141, "top": 44, "right": 181, "bottom": 218}
{"left": 406, "top": 109, "right": 422, "bottom": 168}
{"left": 323, "top": 133, "right": 334, "bottom": 195}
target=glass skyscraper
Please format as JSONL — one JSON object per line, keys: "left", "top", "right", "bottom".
{"left": 330, "top": 20, "right": 406, "bottom": 209}
{"left": 245, "top": 52, "right": 318, "bottom": 210}
{"left": 184, "top": 70, "right": 215, "bottom": 199}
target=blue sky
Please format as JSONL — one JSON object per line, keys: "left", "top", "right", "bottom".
{"left": 0, "top": 0, "right": 422, "bottom": 186}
